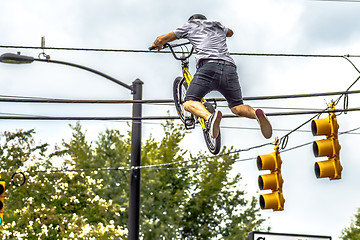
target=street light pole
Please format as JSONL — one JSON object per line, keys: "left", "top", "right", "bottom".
{"left": 0, "top": 52, "right": 143, "bottom": 240}
{"left": 128, "top": 79, "right": 143, "bottom": 240}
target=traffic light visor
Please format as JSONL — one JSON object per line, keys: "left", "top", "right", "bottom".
{"left": 313, "top": 139, "right": 333, "bottom": 157}
{"left": 0, "top": 182, "right": 4, "bottom": 211}
{"left": 259, "top": 191, "right": 285, "bottom": 211}
{"left": 257, "top": 152, "right": 277, "bottom": 171}
{"left": 315, "top": 158, "right": 342, "bottom": 179}
{"left": 0, "top": 181, "right": 4, "bottom": 226}
{"left": 311, "top": 117, "right": 331, "bottom": 136}
{"left": 258, "top": 173, "right": 283, "bottom": 190}
{"left": 315, "top": 160, "right": 334, "bottom": 178}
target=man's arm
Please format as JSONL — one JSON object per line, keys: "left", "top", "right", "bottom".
{"left": 226, "top": 28, "right": 234, "bottom": 37}
{"left": 152, "top": 32, "right": 178, "bottom": 51}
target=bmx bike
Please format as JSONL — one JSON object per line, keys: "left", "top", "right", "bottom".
{"left": 150, "top": 42, "right": 221, "bottom": 154}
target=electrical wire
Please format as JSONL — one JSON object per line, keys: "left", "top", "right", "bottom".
{"left": 4, "top": 99, "right": 360, "bottom": 183}
{"left": 1, "top": 88, "right": 360, "bottom": 121}
{"left": 7, "top": 123, "right": 359, "bottom": 178}
{"left": 20, "top": 166, "right": 129, "bottom": 174}
{"left": 1, "top": 107, "right": 360, "bottom": 120}
{"left": 2, "top": 44, "right": 360, "bottom": 177}
{"left": 2, "top": 45, "right": 360, "bottom": 58}
{"left": 280, "top": 126, "right": 360, "bottom": 154}
{"left": 221, "top": 125, "right": 311, "bottom": 133}
{"left": 275, "top": 54, "right": 360, "bottom": 149}
{"left": 137, "top": 125, "right": 360, "bottom": 171}
{"left": 0, "top": 90, "right": 359, "bottom": 104}
{"left": 2, "top": 89, "right": 360, "bottom": 104}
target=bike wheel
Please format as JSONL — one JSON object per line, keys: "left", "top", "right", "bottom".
{"left": 203, "top": 102, "right": 221, "bottom": 155}
{"left": 173, "top": 77, "right": 195, "bottom": 128}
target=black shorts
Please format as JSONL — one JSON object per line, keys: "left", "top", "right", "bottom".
{"left": 184, "top": 60, "right": 244, "bottom": 108}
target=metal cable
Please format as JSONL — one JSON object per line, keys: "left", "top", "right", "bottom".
{"left": 2, "top": 45, "right": 360, "bottom": 58}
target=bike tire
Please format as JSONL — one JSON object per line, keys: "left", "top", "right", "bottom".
{"left": 203, "top": 102, "right": 221, "bottom": 155}
{"left": 173, "top": 77, "right": 193, "bottom": 124}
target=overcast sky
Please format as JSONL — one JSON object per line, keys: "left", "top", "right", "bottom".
{"left": 2, "top": 1, "right": 360, "bottom": 239}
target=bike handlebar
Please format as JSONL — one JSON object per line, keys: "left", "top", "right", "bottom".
{"left": 148, "top": 46, "right": 156, "bottom": 51}
{"left": 148, "top": 44, "right": 170, "bottom": 51}
{"left": 148, "top": 42, "right": 194, "bottom": 61}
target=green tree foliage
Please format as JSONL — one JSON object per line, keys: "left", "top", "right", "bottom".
{"left": 0, "top": 121, "right": 268, "bottom": 239}
{"left": 341, "top": 208, "right": 360, "bottom": 239}
{"left": 0, "top": 129, "right": 126, "bottom": 239}
{"left": 64, "top": 121, "right": 268, "bottom": 239}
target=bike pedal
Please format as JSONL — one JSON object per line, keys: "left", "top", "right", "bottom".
{"left": 184, "top": 118, "right": 195, "bottom": 130}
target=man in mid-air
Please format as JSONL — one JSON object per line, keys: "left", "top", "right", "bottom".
{"left": 152, "top": 14, "right": 272, "bottom": 139}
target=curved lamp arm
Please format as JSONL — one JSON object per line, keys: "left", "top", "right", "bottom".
{"left": 0, "top": 53, "right": 133, "bottom": 92}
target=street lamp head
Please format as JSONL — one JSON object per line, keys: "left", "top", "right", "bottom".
{"left": 0, "top": 53, "right": 34, "bottom": 64}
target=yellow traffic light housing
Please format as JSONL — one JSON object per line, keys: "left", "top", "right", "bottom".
{"left": 311, "top": 102, "right": 342, "bottom": 180}
{"left": 257, "top": 139, "right": 285, "bottom": 211}
{"left": 0, "top": 180, "right": 5, "bottom": 227}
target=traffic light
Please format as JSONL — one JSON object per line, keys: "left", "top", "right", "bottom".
{"left": 0, "top": 180, "right": 5, "bottom": 227}
{"left": 311, "top": 102, "right": 342, "bottom": 180}
{"left": 257, "top": 139, "right": 285, "bottom": 211}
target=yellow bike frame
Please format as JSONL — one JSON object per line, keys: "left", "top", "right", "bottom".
{"left": 182, "top": 67, "right": 208, "bottom": 131}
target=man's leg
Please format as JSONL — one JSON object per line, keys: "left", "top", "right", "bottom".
{"left": 184, "top": 100, "right": 211, "bottom": 120}
{"left": 231, "top": 104, "right": 272, "bottom": 139}
{"left": 184, "top": 100, "right": 222, "bottom": 138}
{"left": 230, "top": 104, "right": 256, "bottom": 119}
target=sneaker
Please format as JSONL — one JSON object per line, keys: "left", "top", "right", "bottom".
{"left": 206, "top": 110, "right": 222, "bottom": 138}
{"left": 255, "top": 109, "right": 272, "bottom": 139}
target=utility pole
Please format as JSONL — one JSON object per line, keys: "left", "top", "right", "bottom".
{"left": 128, "top": 79, "right": 143, "bottom": 240}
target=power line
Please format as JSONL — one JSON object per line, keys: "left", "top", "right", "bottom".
{"left": 1, "top": 45, "right": 360, "bottom": 172}
{"left": 2, "top": 45, "right": 360, "bottom": 58}
{"left": 2, "top": 111, "right": 360, "bottom": 136}
{"left": 0, "top": 45, "right": 148, "bottom": 53}
{"left": 222, "top": 125, "right": 311, "bottom": 133}
{"left": 6, "top": 124, "right": 360, "bottom": 177}
{"left": 276, "top": 70, "right": 360, "bottom": 149}
{"left": 4, "top": 122, "right": 359, "bottom": 184}
{"left": 132, "top": 125, "right": 360, "bottom": 170}
{"left": 22, "top": 166, "right": 129, "bottom": 174}
{"left": 0, "top": 107, "right": 359, "bottom": 120}
{"left": 0, "top": 89, "right": 359, "bottom": 104}
{"left": 0, "top": 116, "right": 178, "bottom": 121}
{"left": 280, "top": 126, "right": 360, "bottom": 154}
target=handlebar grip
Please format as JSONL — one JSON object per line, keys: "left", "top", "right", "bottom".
{"left": 149, "top": 44, "right": 170, "bottom": 51}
